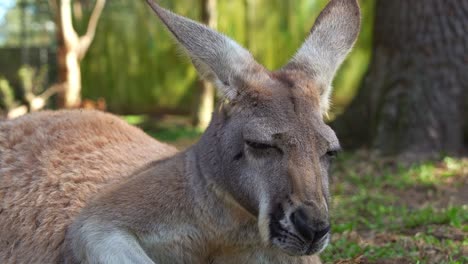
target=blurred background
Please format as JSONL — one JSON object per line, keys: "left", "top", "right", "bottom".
{"left": 0, "top": 0, "right": 374, "bottom": 130}
{"left": 0, "top": 0, "right": 466, "bottom": 263}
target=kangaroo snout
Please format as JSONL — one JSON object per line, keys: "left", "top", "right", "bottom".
{"left": 289, "top": 206, "right": 330, "bottom": 243}
{"left": 269, "top": 200, "right": 331, "bottom": 256}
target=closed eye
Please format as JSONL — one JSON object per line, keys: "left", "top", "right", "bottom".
{"left": 325, "top": 147, "right": 341, "bottom": 159}
{"left": 245, "top": 140, "right": 274, "bottom": 150}
{"left": 326, "top": 150, "right": 338, "bottom": 158}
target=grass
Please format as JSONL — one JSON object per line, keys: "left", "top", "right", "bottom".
{"left": 322, "top": 152, "right": 467, "bottom": 264}
{"left": 122, "top": 114, "right": 202, "bottom": 148}
{"left": 124, "top": 116, "right": 467, "bottom": 263}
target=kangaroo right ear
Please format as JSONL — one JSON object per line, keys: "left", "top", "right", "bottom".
{"left": 146, "top": 0, "right": 264, "bottom": 100}
{"left": 281, "top": 0, "right": 361, "bottom": 114}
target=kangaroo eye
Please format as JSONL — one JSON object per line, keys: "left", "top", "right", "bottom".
{"left": 245, "top": 140, "right": 273, "bottom": 150}
{"left": 325, "top": 150, "right": 339, "bottom": 158}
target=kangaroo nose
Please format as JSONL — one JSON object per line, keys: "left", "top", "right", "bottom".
{"left": 290, "top": 207, "right": 330, "bottom": 243}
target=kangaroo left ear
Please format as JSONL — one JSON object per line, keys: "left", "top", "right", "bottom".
{"left": 281, "top": 0, "right": 361, "bottom": 114}
{"left": 146, "top": 0, "right": 266, "bottom": 100}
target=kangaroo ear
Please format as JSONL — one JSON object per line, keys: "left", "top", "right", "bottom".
{"left": 146, "top": 0, "right": 262, "bottom": 100}
{"left": 282, "top": 0, "right": 361, "bottom": 113}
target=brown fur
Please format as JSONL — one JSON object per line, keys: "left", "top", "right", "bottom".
{"left": 0, "top": 110, "right": 177, "bottom": 263}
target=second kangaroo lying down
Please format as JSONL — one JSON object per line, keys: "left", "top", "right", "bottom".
{"left": 0, "top": 0, "right": 360, "bottom": 263}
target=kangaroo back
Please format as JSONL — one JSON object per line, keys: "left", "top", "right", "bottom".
{"left": 0, "top": 110, "right": 177, "bottom": 263}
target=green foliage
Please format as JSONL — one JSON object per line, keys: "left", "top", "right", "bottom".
{"left": 0, "top": 77, "right": 15, "bottom": 109}
{"left": 0, "top": 64, "right": 49, "bottom": 112}
{"left": 80, "top": 0, "right": 199, "bottom": 113}
{"left": 0, "top": 0, "right": 54, "bottom": 47}
{"left": 17, "top": 64, "right": 48, "bottom": 94}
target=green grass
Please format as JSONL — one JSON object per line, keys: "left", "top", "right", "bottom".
{"left": 324, "top": 232, "right": 467, "bottom": 263}
{"left": 122, "top": 114, "right": 202, "bottom": 144}
{"left": 144, "top": 127, "right": 201, "bottom": 143}
{"left": 321, "top": 154, "right": 467, "bottom": 263}
{"left": 122, "top": 117, "right": 467, "bottom": 263}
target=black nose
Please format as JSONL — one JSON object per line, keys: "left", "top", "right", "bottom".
{"left": 290, "top": 207, "right": 330, "bottom": 243}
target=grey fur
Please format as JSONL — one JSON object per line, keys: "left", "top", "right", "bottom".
{"left": 63, "top": 0, "right": 361, "bottom": 262}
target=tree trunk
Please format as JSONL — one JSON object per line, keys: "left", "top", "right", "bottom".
{"left": 192, "top": 0, "right": 217, "bottom": 129}
{"left": 57, "top": 45, "right": 82, "bottom": 108}
{"left": 54, "top": 0, "right": 106, "bottom": 109}
{"left": 333, "top": 0, "right": 468, "bottom": 160}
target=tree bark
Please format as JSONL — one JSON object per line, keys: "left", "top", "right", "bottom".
{"left": 333, "top": 0, "right": 468, "bottom": 160}
{"left": 192, "top": 0, "right": 217, "bottom": 129}
{"left": 53, "top": 0, "right": 105, "bottom": 108}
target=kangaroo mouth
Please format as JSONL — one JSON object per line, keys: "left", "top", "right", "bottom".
{"left": 268, "top": 205, "right": 330, "bottom": 256}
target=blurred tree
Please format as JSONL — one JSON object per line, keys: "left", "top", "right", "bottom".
{"left": 333, "top": 0, "right": 468, "bottom": 160}
{"left": 0, "top": 65, "right": 60, "bottom": 118}
{"left": 192, "top": 0, "right": 217, "bottom": 130}
{"left": 50, "top": 0, "right": 105, "bottom": 108}
{"left": 80, "top": 0, "right": 199, "bottom": 114}
{"left": 0, "top": 0, "right": 54, "bottom": 47}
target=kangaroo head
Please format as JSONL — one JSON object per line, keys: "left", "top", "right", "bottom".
{"left": 147, "top": 0, "right": 360, "bottom": 256}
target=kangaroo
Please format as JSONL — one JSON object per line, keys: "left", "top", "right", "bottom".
{"left": 0, "top": 0, "right": 360, "bottom": 263}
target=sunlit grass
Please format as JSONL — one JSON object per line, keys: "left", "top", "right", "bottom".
{"left": 122, "top": 114, "right": 202, "bottom": 147}
{"left": 322, "top": 154, "right": 467, "bottom": 263}
{"left": 324, "top": 232, "right": 467, "bottom": 263}
{"left": 123, "top": 114, "right": 148, "bottom": 126}
{"left": 144, "top": 126, "right": 201, "bottom": 143}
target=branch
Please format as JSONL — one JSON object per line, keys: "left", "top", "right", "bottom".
{"left": 59, "top": 0, "right": 80, "bottom": 49}
{"left": 38, "top": 83, "right": 65, "bottom": 101}
{"left": 7, "top": 105, "right": 28, "bottom": 119}
{"left": 24, "top": 83, "right": 64, "bottom": 112}
{"left": 6, "top": 83, "right": 64, "bottom": 119}
{"left": 78, "top": 0, "right": 106, "bottom": 60}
